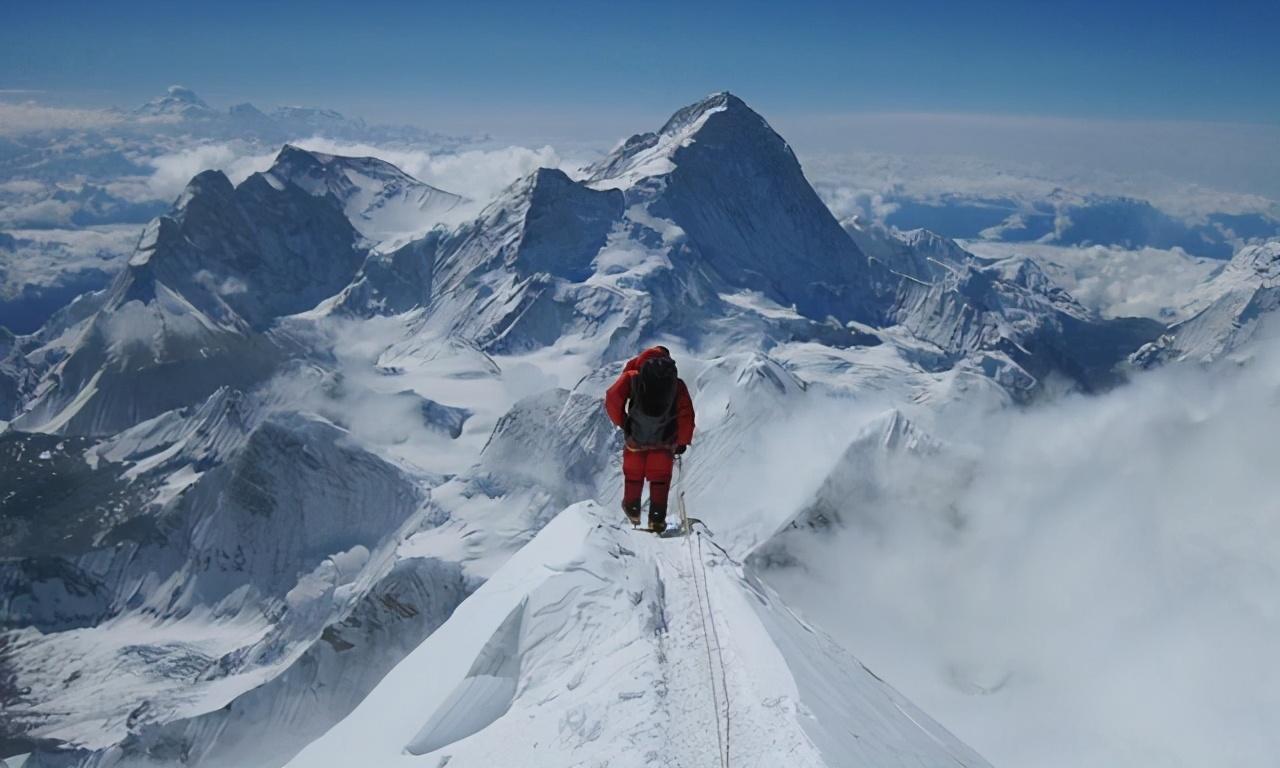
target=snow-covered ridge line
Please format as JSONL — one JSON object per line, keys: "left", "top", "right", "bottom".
{"left": 584, "top": 91, "right": 735, "bottom": 189}
{"left": 285, "top": 502, "right": 991, "bottom": 768}
{"left": 265, "top": 144, "right": 471, "bottom": 246}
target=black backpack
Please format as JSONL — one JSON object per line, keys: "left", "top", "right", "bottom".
{"left": 627, "top": 356, "right": 678, "bottom": 446}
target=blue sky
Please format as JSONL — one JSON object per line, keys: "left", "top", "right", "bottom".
{"left": 4, "top": 0, "right": 1278, "bottom": 132}
{"left": 4, "top": 0, "right": 1279, "bottom": 198}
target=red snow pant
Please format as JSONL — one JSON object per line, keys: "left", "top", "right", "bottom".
{"left": 622, "top": 448, "right": 674, "bottom": 508}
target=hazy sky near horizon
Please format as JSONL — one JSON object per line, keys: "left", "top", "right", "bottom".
{"left": 4, "top": 0, "right": 1279, "bottom": 198}
{"left": 4, "top": 0, "right": 1278, "bottom": 127}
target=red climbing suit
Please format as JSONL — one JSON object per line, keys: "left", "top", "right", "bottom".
{"left": 604, "top": 346, "right": 696, "bottom": 509}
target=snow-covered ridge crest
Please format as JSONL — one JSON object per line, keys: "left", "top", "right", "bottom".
{"left": 584, "top": 91, "right": 746, "bottom": 189}
{"left": 265, "top": 144, "right": 469, "bottom": 245}
{"left": 285, "top": 502, "right": 991, "bottom": 768}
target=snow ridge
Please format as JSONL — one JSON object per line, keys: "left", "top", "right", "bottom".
{"left": 266, "top": 145, "right": 469, "bottom": 245}
{"left": 285, "top": 502, "right": 991, "bottom": 768}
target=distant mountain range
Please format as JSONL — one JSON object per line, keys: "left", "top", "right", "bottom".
{"left": 880, "top": 191, "right": 1279, "bottom": 259}
{"left": 125, "top": 85, "right": 477, "bottom": 146}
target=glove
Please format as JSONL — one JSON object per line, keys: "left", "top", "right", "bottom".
{"left": 673, "top": 444, "right": 687, "bottom": 455}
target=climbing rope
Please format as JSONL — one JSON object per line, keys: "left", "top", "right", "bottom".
{"left": 675, "top": 456, "right": 730, "bottom": 768}
{"left": 698, "top": 528, "right": 731, "bottom": 768}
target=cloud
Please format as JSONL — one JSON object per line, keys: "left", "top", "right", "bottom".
{"left": 145, "top": 144, "right": 277, "bottom": 200}
{"left": 963, "top": 241, "right": 1220, "bottom": 320}
{"left": 762, "top": 324, "right": 1280, "bottom": 768}
{"left": 802, "top": 149, "right": 1280, "bottom": 222}
{"left": 783, "top": 112, "right": 1280, "bottom": 204}
{"left": 287, "top": 137, "right": 569, "bottom": 203}
{"left": 0, "top": 225, "right": 139, "bottom": 300}
{"left": 0, "top": 102, "right": 123, "bottom": 135}
{"left": 0, "top": 198, "right": 78, "bottom": 227}
{"left": 141, "top": 138, "right": 571, "bottom": 209}
{"left": 194, "top": 269, "right": 248, "bottom": 297}
{"left": 0, "top": 179, "right": 49, "bottom": 195}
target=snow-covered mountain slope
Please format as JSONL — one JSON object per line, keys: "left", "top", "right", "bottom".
{"left": 285, "top": 502, "right": 991, "bottom": 768}
{"left": 1, "top": 383, "right": 469, "bottom": 762}
{"left": 1133, "top": 239, "right": 1280, "bottom": 366}
{"left": 890, "top": 254, "right": 1165, "bottom": 392}
{"left": 841, "top": 220, "right": 1164, "bottom": 394}
{"left": 584, "top": 92, "right": 891, "bottom": 325}
{"left": 265, "top": 145, "right": 468, "bottom": 246}
{"left": 843, "top": 217, "right": 976, "bottom": 282}
{"left": 748, "top": 409, "right": 944, "bottom": 571}
{"left": 8, "top": 164, "right": 367, "bottom": 435}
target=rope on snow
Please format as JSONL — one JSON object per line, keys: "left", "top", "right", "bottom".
{"left": 676, "top": 456, "right": 730, "bottom": 768}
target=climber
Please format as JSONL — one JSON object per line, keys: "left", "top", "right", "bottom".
{"left": 604, "top": 346, "right": 695, "bottom": 532}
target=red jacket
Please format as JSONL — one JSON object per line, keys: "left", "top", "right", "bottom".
{"left": 605, "top": 347, "right": 695, "bottom": 448}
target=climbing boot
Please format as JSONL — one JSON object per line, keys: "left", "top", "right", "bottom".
{"left": 648, "top": 502, "right": 667, "bottom": 533}
{"left": 623, "top": 499, "right": 642, "bottom": 526}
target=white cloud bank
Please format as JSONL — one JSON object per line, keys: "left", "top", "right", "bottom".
{"left": 143, "top": 139, "right": 571, "bottom": 206}
{"left": 765, "top": 325, "right": 1280, "bottom": 768}
{"left": 0, "top": 101, "right": 124, "bottom": 135}
{"left": 286, "top": 138, "right": 569, "bottom": 203}
{"left": 145, "top": 144, "right": 278, "bottom": 200}
{"left": 962, "top": 240, "right": 1220, "bottom": 321}
{"left": 802, "top": 150, "right": 1280, "bottom": 222}
{"left": 783, "top": 112, "right": 1280, "bottom": 206}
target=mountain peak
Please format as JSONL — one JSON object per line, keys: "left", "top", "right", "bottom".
{"left": 175, "top": 169, "right": 235, "bottom": 210}
{"left": 164, "top": 84, "right": 202, "bottom": 102}
{"left": 270, "top": 143, "right": 407, "bottom": 181}
{"left": 263, "top": 144, "right": 467, "bottom": 243}
{"left": 1235, "top": 239, "right": 1280, "bottom": 278}
{"left": 267, "top": 144, "right": 449, "bottom": 196}
{"left": 135, "top": 85, "right": 216, "bottom": 118}
{"left": 272, "top": 143, "right": 326, "bottom": 171}
{"left": 656, "top": 90, "right": 748, "bottom": 134}
{"left": 585, "top": 91, "right": 771, "bottom": 189}
{"left": 229, "top": 102, "right": 270, "bottom": 119}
